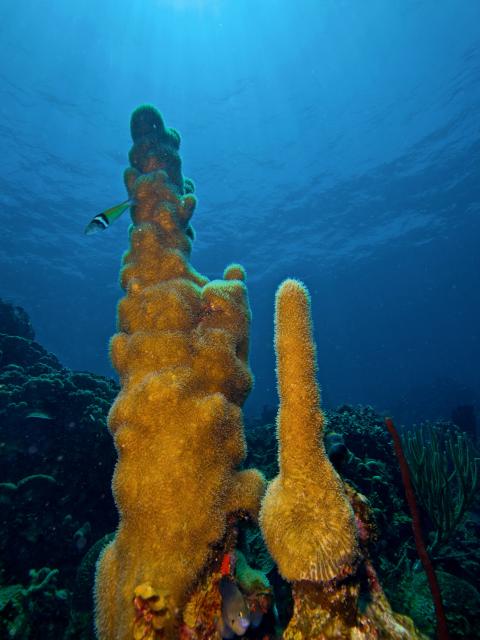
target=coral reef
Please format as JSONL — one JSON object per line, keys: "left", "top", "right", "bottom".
{"left": 3, "top": 107, "right": 480, "bottom": 638}
{"left": 0, "top": 567, "right": 68, "bottom": 639}
{"left": 0, "top": 333, "right": 118, "bottom": 584}
{"left": 65, "top": 534, "right": 115, "bottom": 640}
{"left": 0, "top": 297, "right": 34, "bottom": 340}
{"left": 0, "top": 292, "right": 479, "bottom": 637}
{"left": 250, "top": 405, "right": 480, "bottom": 638}
{"left": 94, "top": 105, "right": 266, "bottom": 639}
{"left": 0, "top": 299, "right": 118, "bottom": 638}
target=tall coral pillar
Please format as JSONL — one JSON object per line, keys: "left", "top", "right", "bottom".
{"left": 94, "top": 106, "right": 265, "bottom": 640}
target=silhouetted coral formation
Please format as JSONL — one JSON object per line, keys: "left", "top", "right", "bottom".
{"left": 0, "top": 299, "right": 118, "bottom": 638}
{"left": 0, "top": 297, "right": 35, "bottom": 340}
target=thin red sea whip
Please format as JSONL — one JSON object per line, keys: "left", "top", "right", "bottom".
{"left": 384, "top": 417, "right": 449, "bottom": 640}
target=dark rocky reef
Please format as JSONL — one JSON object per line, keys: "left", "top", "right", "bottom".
{"left": 0, "top": 299, "right": 118, "bottom": 639}
{"left": 0, "top": 298, "right": 35, "bottom": 340}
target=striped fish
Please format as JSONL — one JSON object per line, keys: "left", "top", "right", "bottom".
{"left": 84, "top": 198, "right": 133, "bottom": 235}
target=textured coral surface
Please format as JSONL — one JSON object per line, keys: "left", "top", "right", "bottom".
{"left": 260, "top": 279, "right": 358, "bottom": 583}
{"left": 94, "top": 107, "right": 265, "bottom": 639}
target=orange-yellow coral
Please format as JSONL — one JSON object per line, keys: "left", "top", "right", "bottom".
{"left": 282, "top": 484, "right": 427, "bottom": 639}
{"left": 94, "top": 107, "right": 265, "bottom": 640}
{"left": 259, "top": 278, "right": 358, "bottom": 583}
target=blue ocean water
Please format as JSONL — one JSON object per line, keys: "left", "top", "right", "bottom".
{"left": 1, "top": 0, "right": 479, "bottom": 425}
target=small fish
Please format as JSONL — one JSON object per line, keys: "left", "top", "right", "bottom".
{"left": 84, "top": 198, "right": 133, "bottom": 235}
{"left": 218, "top": 576, "right": 250, "bottom": 638}
{"left": 26, "top": 411, "right": 53, "bottom": 420}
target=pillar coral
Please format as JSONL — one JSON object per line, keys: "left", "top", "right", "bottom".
{"left": 259, "top": 279, "right": 426, "bottom": 639}
{"left": 260, "top": 279, "right": 359, "bottom": 584}
{"left": 94, "top": 105, "right": 266, "bottom": 639}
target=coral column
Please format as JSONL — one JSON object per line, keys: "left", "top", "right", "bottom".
{"left": 260, "top": 279, "right": 358, "bottom": 584}
{"left": 94, "top": 106, "right": 265, "bottom": 640}
{"left": 260, "top": 280, "right": 426, "bottom": 639}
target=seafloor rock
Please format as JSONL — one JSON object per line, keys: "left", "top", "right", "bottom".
{"left": 1, "top": 298, "right": 478, "bottom": 638}
{"left": 245, "top": 404, "right": 480, "bottom": 639}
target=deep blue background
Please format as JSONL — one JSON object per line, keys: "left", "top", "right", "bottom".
{"left": 1, "top": 0, "right": 479, "bottom": 424}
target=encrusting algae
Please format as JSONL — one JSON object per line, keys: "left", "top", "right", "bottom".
{"left": 94, "top": 105, "right": 426, "bottom": 640}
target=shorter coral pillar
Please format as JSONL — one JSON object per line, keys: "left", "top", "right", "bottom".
{"left": 260, "top": 279, "right": 426, "bottom": 639}
{"left": 260, "top": 279, "right": 358, "bottom": 583}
